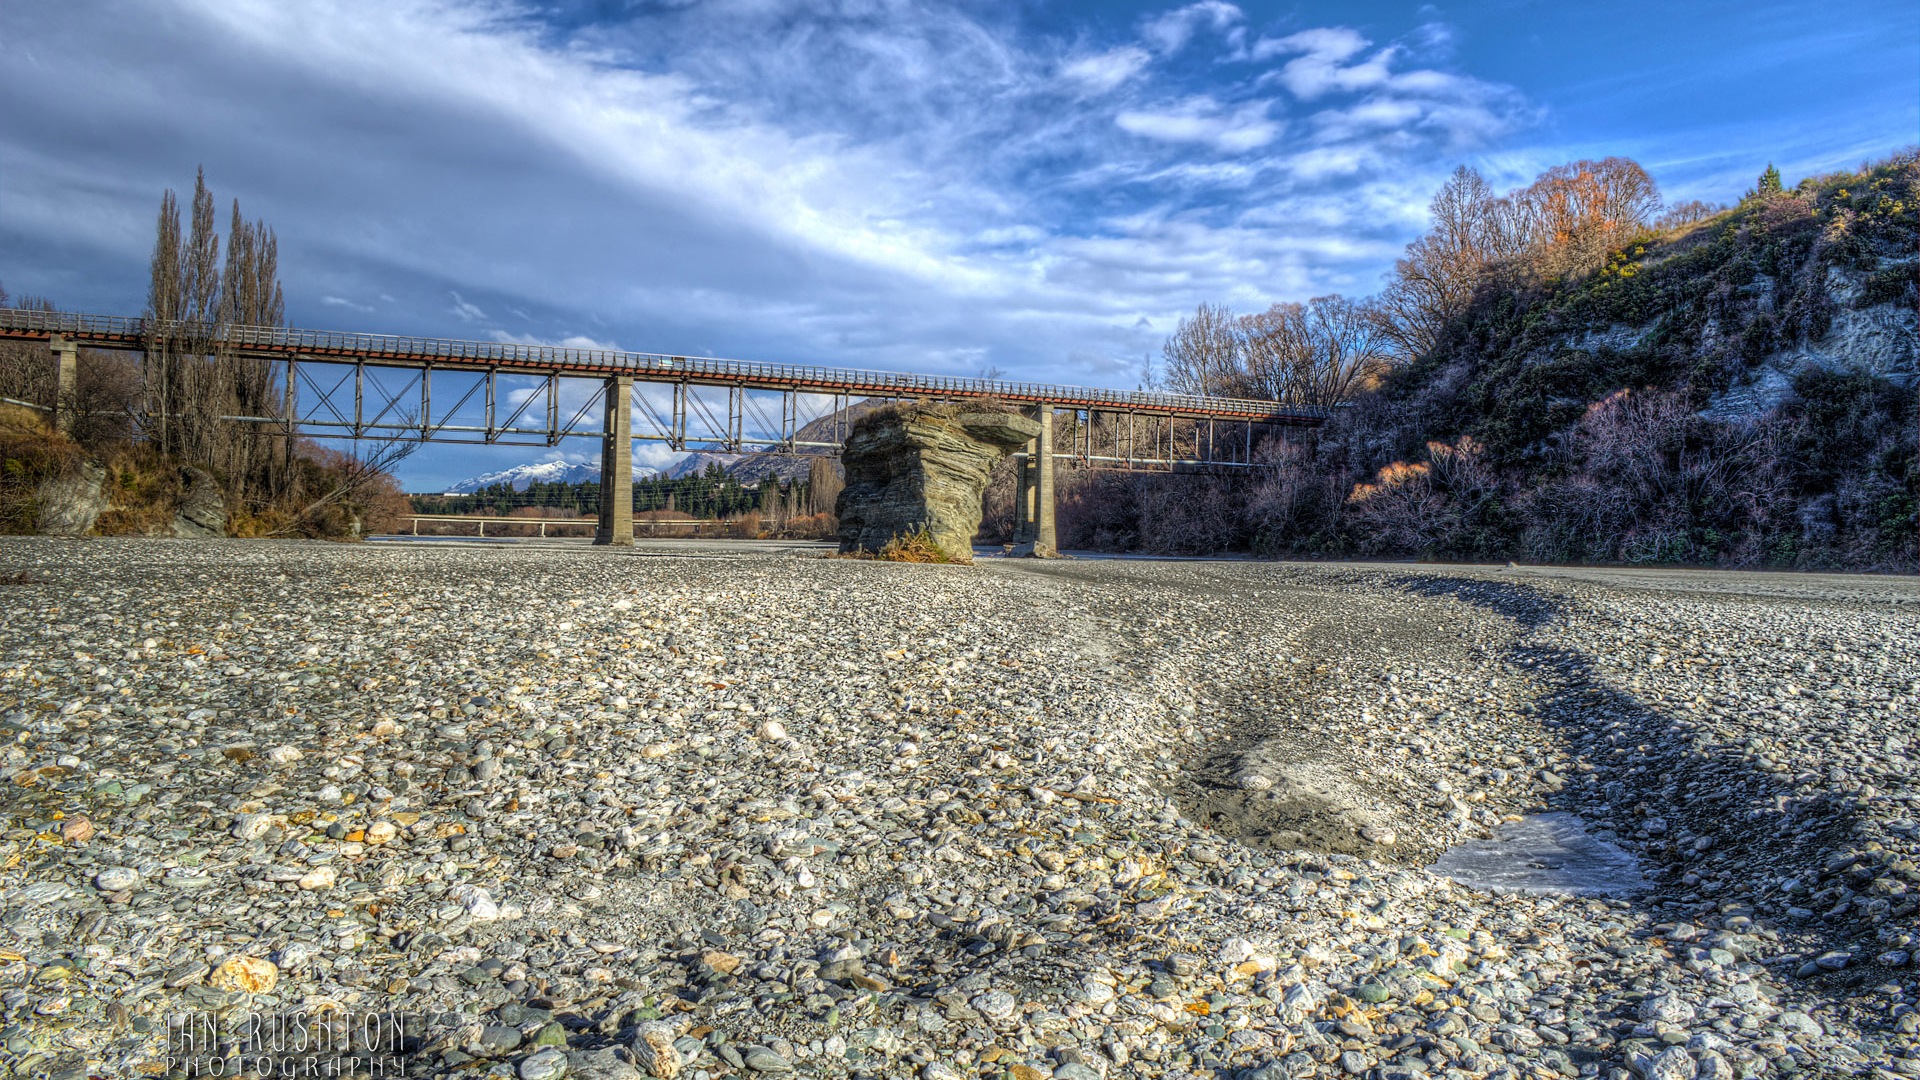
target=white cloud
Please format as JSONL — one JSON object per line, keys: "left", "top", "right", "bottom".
{"left": 1282, "top": 145, "right": 1381, "bottom": 180}
{"left": 1253, "top": 28, "right": 1396, "bottom": 99}
{"left": 449, "top": 291, "right": 486, "bottom": 322}
{"left": 488, "top": 329, "right": 624, "bottom": 352}
{"left": 321, "top": 295, "right": 373, "bottom": 311}
{"left": 1141, "top": 1, "right": 1244, "bottom": 55}
{"left": 1116, "top": 98, "right": 1280, "bottom": 153}
{"left": 1057, "top": 46, "right": 1152, "bottom": 94}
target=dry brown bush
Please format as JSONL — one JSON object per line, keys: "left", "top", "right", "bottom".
{"left": 92, "top": 446, "right": 186, "bottom": 536}
{"left": 0, "top": 428, "right": 84, "bottom": 534}
{"left": 875, "top": 527, "right": 957, "bottom": 563}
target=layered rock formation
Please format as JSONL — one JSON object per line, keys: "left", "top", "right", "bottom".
{"left": 836, "top": 404, "right": 1039, "bottom": 561}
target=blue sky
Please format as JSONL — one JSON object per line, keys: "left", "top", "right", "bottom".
{"left": 1, "top": 0, "right": 1913, "bottom": 489}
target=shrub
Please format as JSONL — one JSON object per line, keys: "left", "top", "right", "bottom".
{"left": 92, "top": 445, "right": 186, "bottom": 536}
{"left": 0, "top": 429, "right": 83, "bottom": 534}
{"left": 875, "top": 527, "right": 956, "bottom": 563}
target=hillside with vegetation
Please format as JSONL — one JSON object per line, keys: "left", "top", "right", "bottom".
{"left": 0, "top": 171, "right": 411, "bottom": 539}
{"left": 1055, "top": 152, "right": 1917, "bottom": 571}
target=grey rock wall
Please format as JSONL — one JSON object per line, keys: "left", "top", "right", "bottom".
{"left": 34, "top": 462, "right": 107, "bottom": 537}
{"left": 171, "top": 466, "right": 228, "bottom": 538}
{"left": 1702, "top": 261, "right": 1918, "bottom": 422}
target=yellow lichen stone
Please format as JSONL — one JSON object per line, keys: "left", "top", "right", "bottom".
{"left": 210, "top": 957, "right": 279, "bottom": 994}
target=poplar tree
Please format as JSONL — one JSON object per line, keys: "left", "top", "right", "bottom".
{"left": 143, "top": 168, "right": 294, "bottom": 501}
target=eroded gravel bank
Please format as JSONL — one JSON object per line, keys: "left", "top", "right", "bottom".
{"left": 0, "top": 540, "right": 1913, "bottom": 1080}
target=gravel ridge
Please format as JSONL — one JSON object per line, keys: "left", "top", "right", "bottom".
{"left": 0, "top": 539, "right": 1912, "bottom": 1080}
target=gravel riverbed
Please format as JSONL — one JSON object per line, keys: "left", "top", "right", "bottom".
{"left": 0, "top": 539, "right": 1914, "bottom": 1080}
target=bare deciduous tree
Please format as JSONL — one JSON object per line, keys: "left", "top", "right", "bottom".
{"left": 1161, "top": 295, "right": 1392, "bottom": 409}
{"left": 0, "top": 286, "right": 57, "bottom": 411}
{"left": 1378, "top": 158, "right": 1663, "bottom": 361}
{"left": 1376, "top": 165, "right": 1532, "bottom": 361}
{"left": 1654, "top": 200, "right": 1725, "bottom": 230}
{"left": 1517, "top": 157, "right": 1662, "bottom": 279}
{"left": 276, "top": 420, "right": 420, "bottom": 536}
{"left": 1159, "top": 302, "right": 1241, "bottom": 398}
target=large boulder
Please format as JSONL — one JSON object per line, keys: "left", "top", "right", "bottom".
{"left": 171, "top": 467, "right": 228, "bottom": 538}
{"left": 836, "top": 404, "right": 1040, "bottom": 562}
{"left": 34, "top": 462, "right": 107, "bottom": 537}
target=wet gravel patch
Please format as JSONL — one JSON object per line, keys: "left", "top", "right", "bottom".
{"left": 0, "top": 539, "right": 1913, "bottom": 1080}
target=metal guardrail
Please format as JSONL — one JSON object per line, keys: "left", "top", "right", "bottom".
{"left": 0, "top": 307, "right": 1331, "bottom": 424}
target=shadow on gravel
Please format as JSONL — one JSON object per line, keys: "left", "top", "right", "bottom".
{"left": 1386, "top": 574, "right": 1888, "bottom": 993}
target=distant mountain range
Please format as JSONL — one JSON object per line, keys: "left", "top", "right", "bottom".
{"left": 438, "top": 399, "right": 881, "bottom": 494}
{"left": 441, "top": 460, "right": 631, "bottom": 494}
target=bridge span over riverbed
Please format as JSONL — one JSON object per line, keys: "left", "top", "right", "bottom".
{"left": 3, "top": 307, "right": 1326, "bottom": 547}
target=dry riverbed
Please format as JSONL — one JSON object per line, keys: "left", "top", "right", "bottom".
{"left": 0, "top": 539, "right": 1914, "bottom": 1080}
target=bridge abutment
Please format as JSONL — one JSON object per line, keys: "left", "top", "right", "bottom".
{"left": 50, "top": 335, "right": 78, "bottom": 436}
{"left": 595, "top": 375, "right": 633, "bottom": 546}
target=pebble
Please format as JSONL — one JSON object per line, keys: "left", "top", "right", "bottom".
{"left": 1637, "top": 1045, "right": 1697, "bottom": 1080}
{"left": 520, "top": 1047, "right": 568, "bottom": 1080}
{"left": 208, "top": 956, "right": 278, "bottom": 994}
{"left": 0, "top": 543, "right": 1910, "bottom": 1080}
{"left": 741, "top": 1046, "right": 792, "bottom": 1073}
{"left": 632, "top": 1022, "right": 679, "bottom": 1079}
{"left": 231, "top": 813, "right": 272, "bottom": 840}
{"left": 1638, "top": 992, "right": 1695, "bottom": 1025}
{"left": 93, "top": 867, "right": 139, "bottom": 892}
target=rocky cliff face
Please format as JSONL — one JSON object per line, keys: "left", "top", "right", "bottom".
{"left": 1699, "top": 261, "right": 1917, "bottom": 422}
{"left": 836, "top": 404, "right": 1039, "bottom": 561}
{"left": 34, "top": 462, "right": 107, "bottom": 537}
{"left": 171, "top": 466, "right": 228, "bottom": 538}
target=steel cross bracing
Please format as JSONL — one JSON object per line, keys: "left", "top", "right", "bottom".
{"left": 1, "top": 307, "right": 1329, "bottom": 466}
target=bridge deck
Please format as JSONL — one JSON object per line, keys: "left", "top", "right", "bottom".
{"left": 0, "top": 308, "right": 1325, "bottom": 424}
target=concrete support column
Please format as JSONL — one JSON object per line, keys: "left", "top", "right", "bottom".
{"left": 595, "top": 375, "right": 634, "bottom": 546}
{"left": 1013, "top": 444, "right": 1034, "bottom": 542}
{"left": 1034, "top": 406, "right": 1057, "bottom": 556}
{"left": 50, "top": 335, "right": 78, "bottom": 437}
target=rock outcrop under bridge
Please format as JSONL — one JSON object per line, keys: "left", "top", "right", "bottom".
{"left": 835, "top": 402, "right": 1039, "bottom": 561}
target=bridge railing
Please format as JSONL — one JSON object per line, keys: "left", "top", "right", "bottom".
{"left": 0, "top": 306, "right": 1333, "bottom": 422}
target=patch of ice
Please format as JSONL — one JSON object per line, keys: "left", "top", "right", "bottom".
{"left": 1428, "top": 812, "right": 1647, "bottom": 897}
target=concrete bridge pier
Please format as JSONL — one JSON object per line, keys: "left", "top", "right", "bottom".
{"left": 1009, "top": 406, "right": 1057, "bottom": 557}
{"left": 595, "top": 375, "right": 633, "bottom": 546}
{"left": 50, "top": 335, "right": 78, "bottom": 436}
{"left": 1014, "top": 442, "right": 1034, "bottom": 542}
{"left": 1032, "top": 406, "right": 1057, "bottom": 556}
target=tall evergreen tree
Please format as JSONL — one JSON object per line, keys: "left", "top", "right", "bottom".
{"left": 1757, "top": 163, "right": 1783, "bottom": 195}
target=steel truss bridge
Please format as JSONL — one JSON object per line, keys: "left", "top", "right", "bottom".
{"left": 4, "top": 307, "right": 1327, "bottom": 549}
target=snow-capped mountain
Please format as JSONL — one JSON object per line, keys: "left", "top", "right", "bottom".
{"left": 442, "top": 460, "right": 606, "bottom": 494}
{"left": 439, "top": 400, "right": 876, "bottom": 493}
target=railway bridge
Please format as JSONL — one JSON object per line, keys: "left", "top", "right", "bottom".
{"left": 2, "top": 308, "right": 1328, "bottom": 547}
